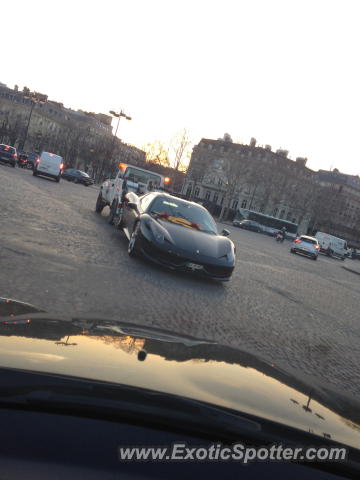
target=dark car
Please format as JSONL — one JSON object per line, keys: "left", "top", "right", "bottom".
{"left": 0, "top": 297, "right": 359, "bottom": 479}
{"left": 26, "top": 152, "right": 40, "bottom": 168}
{"left": 62, "top": 168, "right": 94, "bottom": 186}
{"left": 0, "top": 144, "right": 17, "bottom": 167}
{"left": 119, "top": 192, "right": 236, "bottom": 281}
{"left": 233, "top": 219, "right": 263, "bottom": 233}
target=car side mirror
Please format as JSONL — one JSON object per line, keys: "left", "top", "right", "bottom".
{"left": 127, "top": 202, "right": 138, "bottom": 211}
{"left": 221, "top": 229, "right": 230, "bottom": 237}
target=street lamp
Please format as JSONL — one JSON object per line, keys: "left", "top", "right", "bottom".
{"left": 19, "top": 92, "right": 47, "bottom": 151}
{"left": 108, "top": 109, "right": 132, "bottom": 176}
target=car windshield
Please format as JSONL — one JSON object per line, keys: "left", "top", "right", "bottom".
{"left": 78, "top": 171, "right": 89, "bottom": 177}
{"left": 301, "top": 237, "right": 317, "bottom": 244}
{"left": 150, "top": 197, "right": 217, "bottom": 234}
{"left": 0, "top": 145, "right": 15, "bottom": 153}
{"left": 124, "top": 167, "right": 161, "bottom": 186}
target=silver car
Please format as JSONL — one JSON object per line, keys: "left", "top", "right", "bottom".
{"left": 290, "top": 235, "right": 320, "bottom": 261}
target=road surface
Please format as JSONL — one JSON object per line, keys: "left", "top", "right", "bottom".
{"left": 1, "top": 165, "right": 359, "bottom": 397}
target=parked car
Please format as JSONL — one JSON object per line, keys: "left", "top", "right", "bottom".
{"left": 62, "top": 168, "right": 94, "bottom": 186}
{"left": 0, "top": 144, "right": 17, "bottom": 168}
{"left": 290, "top": 235, "right": 320, "bottom": 260}
{"left": 33, "top": 151, "right": 64, "bottom": 182}
{"left": 233, "top": 219, "right": 263, "bottom": 233}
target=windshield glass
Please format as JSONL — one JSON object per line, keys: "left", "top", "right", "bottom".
{"left": 124, "top": 167, "right": 161, "bottom": 186}
{"left": 150, "top": 197, "right": 217, "bottom": 234}
{"left": 301, "top": 237, "right": 317, "bottom": 244}
{"left": 0, "top": 144, "right": 15, "bottom": 153}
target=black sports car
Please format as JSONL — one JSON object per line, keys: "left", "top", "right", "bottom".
{"left": 119, "top": 192, "right": 236, "bottom": 281}
{"left": 62, "top": 168, "right": 94, "bottom": 186}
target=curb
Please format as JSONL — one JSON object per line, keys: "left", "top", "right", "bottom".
{"left": 342, "top": 266, "right": 360, "bottom": 277}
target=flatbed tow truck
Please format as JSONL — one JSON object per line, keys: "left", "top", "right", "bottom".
{"left": 95, "top": 162, "right": 170, "bottom": 228}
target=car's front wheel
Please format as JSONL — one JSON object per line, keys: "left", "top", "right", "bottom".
{"left": 290, "top": 249, "right": 296, "bottom": 254}
{"left": 313, "top": 255, "right": 318, "bottom": 261}
{"left": 128, "top": 222, "right": 140, "bottom": 257}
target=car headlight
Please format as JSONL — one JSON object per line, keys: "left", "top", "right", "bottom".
{"left": 149, "top": 220, "right": 173, "bottom": 244}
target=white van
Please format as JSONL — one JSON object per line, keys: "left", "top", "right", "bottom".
{"left": 33, "top": 152, "right": 63, "bottom": 182}
{"left": 315, "top": 232, "right": 348, "bottom": 260}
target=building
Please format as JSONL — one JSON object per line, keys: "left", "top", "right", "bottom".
{"left": 183, "top": 137, "right": 315, "bottom": 233}
{"left": 0, "top": 83, "right": 145, "bottom": 177}
{"left": 314, "top": 169, "right": 360, "bottom": 246}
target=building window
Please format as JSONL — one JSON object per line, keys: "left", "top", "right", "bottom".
{"left": 218, "top": 178, "right": 222, "bottom": 185}
{"left": 213, "top": 193, "right": 219, "bottom": 204}
{"left": 194, "top": 187, "right": 200, "bottom": 197}
{"left": 186, "top": 185, "right": 192, "bottom": 197}
{"left": 220, "top": 196, "right": 224, "bottom": 205}
{"left": 273, "top": 207, "right": 278, "bottom": 216}
{"left": 286, "top": 212, "right": 292, "bottom": 221}
{"left": 292, "top": 218, "right": 296, "bottom": 223}
{"left": 241, "top": 199, "right": 247, "bottom": 209}
{"left": 232, "top": 200, "right": 238, "bottom": 209}
{"left": 279, "top": 209, "right": 285, "bottom": 219}
{"left": 205, "top": 191, "right": 211, "bottom": 201}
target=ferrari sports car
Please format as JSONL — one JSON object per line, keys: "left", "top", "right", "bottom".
{"left": 120, "top": 192, "right": 236, "bottom": 281}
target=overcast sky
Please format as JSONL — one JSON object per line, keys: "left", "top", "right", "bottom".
{"left": 2, "top": 0, "right": 360, "bottom": 174}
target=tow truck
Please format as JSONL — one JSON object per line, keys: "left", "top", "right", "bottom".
{"left": 95, "top": 162, "right": 170, "bottom": 228}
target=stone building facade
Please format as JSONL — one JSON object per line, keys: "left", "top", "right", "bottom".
{"left": 0, "top": 83, "right": 145, "bottom": 175}
{"left": 182, "top": 138, "right": 314, "bottom": 234}
{"left": 314, "top": 170, "right": 360, "bottom": 246}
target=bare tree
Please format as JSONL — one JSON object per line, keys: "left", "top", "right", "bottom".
{"left": 170, "top": 128, "right": 191, "bottom": 171}
{"left": 142, "top": 140, "right": 170, "bottom": 167}
{"left": 218, "top": 155, "right": 252, "bottom": 221}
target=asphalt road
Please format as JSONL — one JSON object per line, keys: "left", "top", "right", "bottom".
{"left": 1, "top": 165, "right": 360, "bottom": 397}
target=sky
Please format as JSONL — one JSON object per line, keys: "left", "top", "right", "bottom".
{"left": 2, "top": 0, "right": 360, "bottom": 174}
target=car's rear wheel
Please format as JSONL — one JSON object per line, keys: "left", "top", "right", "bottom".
{"left": 95, "top": 193, "right": 106, "bottom": 213}
{"left": 128, "top": 222, "right": 140, "bottom": 257}
{"left": 33, "top": 170, "right": 37, "bottom": 176}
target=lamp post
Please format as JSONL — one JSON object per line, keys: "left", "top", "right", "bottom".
{"left": 19, "top": 92, "right": 47, "bottom": 151}
{"left": 109, "top": 109, "right": 131, "bottom": 174}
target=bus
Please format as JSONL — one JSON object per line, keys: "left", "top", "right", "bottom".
{"left": 233, "top": 209, "right": 298, "bottom": 238}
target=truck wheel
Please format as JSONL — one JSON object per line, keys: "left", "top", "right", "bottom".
{"left": 95, "top": 193, "right": 106, "bottom": 213}
{"left": 108, "top": 200, "right": 116, "bottom": 224}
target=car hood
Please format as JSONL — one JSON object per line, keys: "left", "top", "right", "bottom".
{"left": 0, "top": 298, "right": 359, "bottom": 450}
{"left": 156, "top": 219, "right": 232, "bottom": 257}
